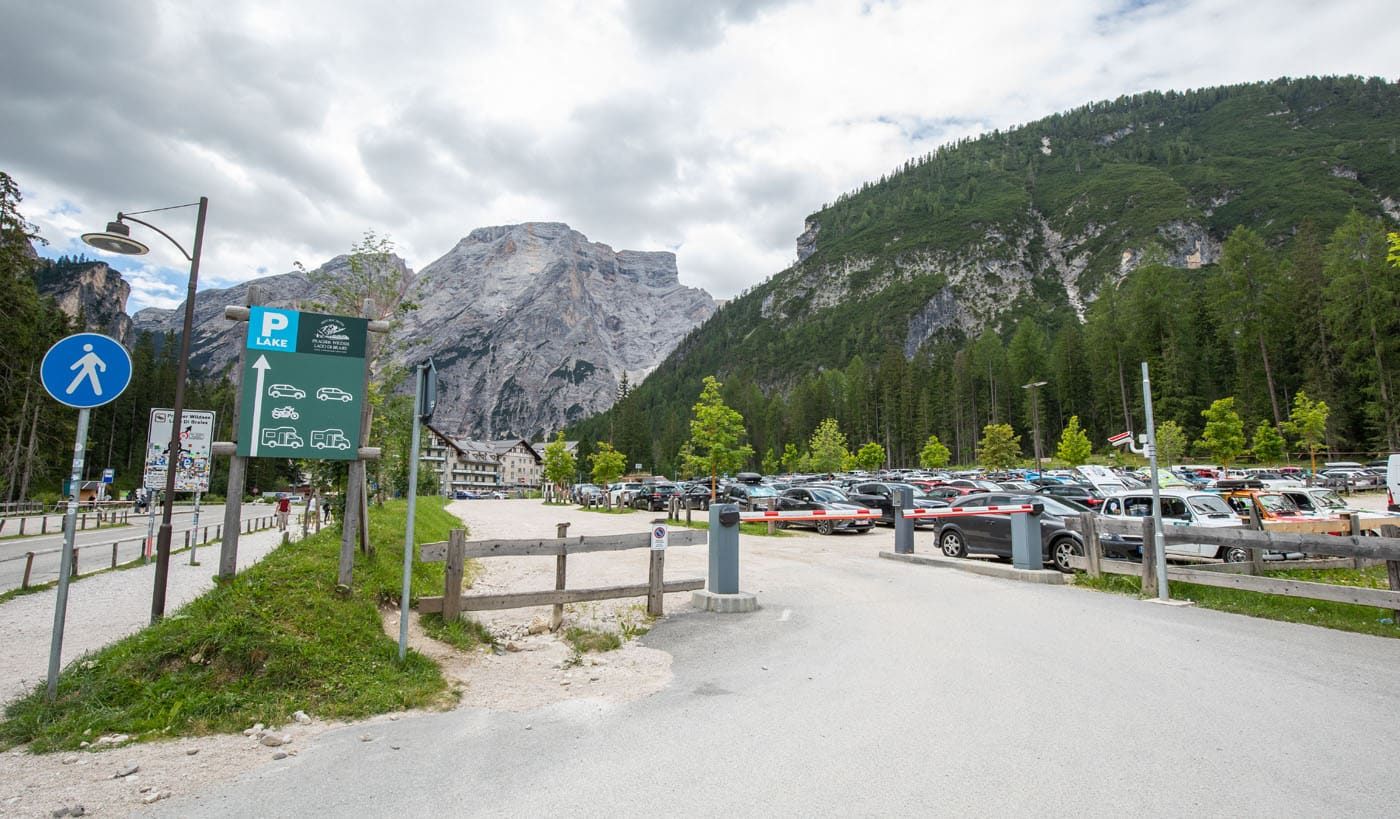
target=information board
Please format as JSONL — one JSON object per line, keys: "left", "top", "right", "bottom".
{"left": 145, "top": 408, "right": 216, "bottom": 492}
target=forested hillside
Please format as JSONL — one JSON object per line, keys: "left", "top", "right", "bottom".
{"left": 572, "top": 76, "right": 1400, "bottom": 474}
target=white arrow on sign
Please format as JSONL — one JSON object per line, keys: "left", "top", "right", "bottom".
{"left": 250, "top": 355, "right": 271, "bottom": 456}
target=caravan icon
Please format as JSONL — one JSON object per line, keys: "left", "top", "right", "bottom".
{"left": 261, "top": 427, "right": 304, "bottom": 448}
{"left": 311, "top": 428, "right": 352, "bottom": 450}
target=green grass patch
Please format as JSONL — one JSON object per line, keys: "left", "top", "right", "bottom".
{"left": 563, "top": 627, "right": 621, "bottom": 653}
{"left": 0, "top": 497, "right": 466, "bottom": 752}
{"left": 576, "top": 505, "right": 637, "bottom": 515}
{"left": 1075, "top": 568, "right": 1400, "bottom": 639}
{"left": 420, "top": 613, "right": 495, "bottom": 651}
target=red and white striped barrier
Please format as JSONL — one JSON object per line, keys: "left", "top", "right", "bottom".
{"left": 903, "top": 503, "right": 1037, "bottom": 520}
{"left": 737, "top": 508, "right": 881, "bottom": 523}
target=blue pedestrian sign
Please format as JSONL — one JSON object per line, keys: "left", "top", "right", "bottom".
{"left": 40, "top": 333, "right": 132, "bottom": 409}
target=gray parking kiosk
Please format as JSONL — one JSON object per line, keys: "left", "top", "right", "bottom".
{"left": 692, "top": 503, "right": 757, "bottom": 612}
{"left": 1010, "top": 504, "right": 1043, "bottom": 570}
{"left": 893, "top": 486, "right": 915, "bottom": 554}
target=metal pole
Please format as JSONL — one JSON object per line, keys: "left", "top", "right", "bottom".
{"left": 1141, "top": 362, "right": 1168, "bottom": 600}
{"left": 145, "top": 494, "right": 156, "bottom": 563}
{"left": 399, "top": 363, "right": 425, "bottom": 662}
{"left": 47, "top": 408, "right": 90, "bottom": 701}
{"left": 1032, "top": 387, "right": 1043, "bottom": 479}
{"left": 189, "top": 491, "right": 201, "bottom": 565}
{"left": 152, "top": 196, "right": 207, "bottom": 623}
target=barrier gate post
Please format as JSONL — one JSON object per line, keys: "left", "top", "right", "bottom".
{"left": 692, "top": 503, "right": 756, "bottom": 613}
{"left": 894, "top": 487, "right": 914, "bottom": 554}
{"left": 1010, "top": 506, "right": 1042, "bottom": 570}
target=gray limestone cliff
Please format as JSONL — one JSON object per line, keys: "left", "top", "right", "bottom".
{"left": 32, "top": 258, "right": 135, "bottom": 344}
{"left": 132, "top": 223, "right": 716, "bottom": 438}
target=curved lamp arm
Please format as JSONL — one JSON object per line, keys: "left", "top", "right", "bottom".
{"left": 118, "top": 212, "right": 193, "bottom": 261}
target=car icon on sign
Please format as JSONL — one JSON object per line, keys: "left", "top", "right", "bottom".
{"left": 271, "top": 406, "right": 299, "bottom": 420}
{"left": 316, "top": 387, "right": 353, "bottom": 402}
{"left": 267, "top": 384, "right": 305, "bottom": 399}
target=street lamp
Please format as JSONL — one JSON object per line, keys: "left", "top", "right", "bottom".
{"left": 84, "top": 198, "right": 208, "bottom": 623}
{"left": 1022, "top": 380, "right": 1048, "bottom": 479}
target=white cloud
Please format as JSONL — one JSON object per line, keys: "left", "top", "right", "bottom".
{"left": 3, "top": 0, "right": 1397, "bottom": 308}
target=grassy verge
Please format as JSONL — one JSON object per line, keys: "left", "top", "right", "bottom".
{"left": 0, "top": 497, "right": 465, "bottom": 752}
{"left": 576, "top": 505, "right": 637, "bottom": 515}
{"left": 1075, "top": 565, "right": 1400, "bottom": 639}
{"left": 420, "top": 613, "right": 495, "bottom": 651}
{"left": 563, "top": 627, "right": 621, "bottom": 653}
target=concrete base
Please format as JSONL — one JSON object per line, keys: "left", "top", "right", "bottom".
{"left": 878, "top": 551, "right": 1069, "bottom": 585}
{"left": 1143, "top": 597, "right": 1196, "bottom": 607}
{"left": 692, "top": 589, "right": 758, "bottom": 613}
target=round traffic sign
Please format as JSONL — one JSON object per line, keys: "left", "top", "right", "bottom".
{"left": 40, "top": 333, "right": 132, "bottom": 408}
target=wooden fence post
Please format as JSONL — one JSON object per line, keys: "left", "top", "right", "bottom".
{"left": 552, "top": 522, "right": 570, "bottom": 630}
{"left": 1248, "top": 505, "right": 1266, "bottom": 574}
{"left": 111, "top": 541, "right": 119, "bottom": 569}
{"left": 1346, "top": 513, "right": 1363, "bottom": 570}
{"left": 648, "top": 546, "right": 666, "bottom": 617}
{"left": 1140, "top": 516, "right": 1156, "bottom": 595}
{"left": 72, "top": 547, "right": 79, "bottom": 577}
{"left": 1382, "top": 525, "right": 1400, "bottom": 623}
{"left": 767, "top": 497, "right": 777, "bottom": 536}
{"left": 1079, "top": 511, "right": 1102, "bottom": 578}
{"left": 442, "top": 528, "right": 466, "bottom": 624}
{"left": 22, "top": 552, "right": 35, "bottom": 588}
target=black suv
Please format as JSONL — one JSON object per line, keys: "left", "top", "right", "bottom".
{"left": 848, "top": 482, "right": 948, "bottom": 527}
{"left": 632, "top": 483, "right": 679, "bottom": 511}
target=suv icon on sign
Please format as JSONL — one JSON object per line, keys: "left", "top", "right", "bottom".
{"left": 316, "top": 387, "right": 353, "bottom": 402}
{"left": 267, "top": 384, "right": 305, "bottom": 399}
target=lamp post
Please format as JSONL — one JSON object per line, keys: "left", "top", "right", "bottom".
{"left": 1022, "top": 380, "right": 1048, "bottom": 479}
{"left": 84, "top": 198, "right": 208, "bottom": 623}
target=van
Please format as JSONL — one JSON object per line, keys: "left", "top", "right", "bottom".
{"left": 1098, "top": 489, "right": 1248, "bottom": 561}
{"left": 1388, "top": 454, "right": 1400, "bottom": 513}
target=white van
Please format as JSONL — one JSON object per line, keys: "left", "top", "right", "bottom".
{"left": 1098, "top": 489, "right": 1249, "bottom": 561}
{"left": 1388, "top": 454, "right": 1400, "bottom": 513}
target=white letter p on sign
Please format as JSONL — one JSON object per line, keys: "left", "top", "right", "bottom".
{"left": 261, "top": 312, "right": 289, "bottom": 337}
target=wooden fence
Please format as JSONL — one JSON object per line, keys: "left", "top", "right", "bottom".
{"left": 1067, "top": 511, "right": 1400, "bottom": 616}
{"left": 418, "top": 524, "right": 707, "bottom": 628}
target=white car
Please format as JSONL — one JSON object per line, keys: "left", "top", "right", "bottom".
{"left": 1278, "top": 486, "right": 1398, "bottom": 519}
{"left": 1098, "top": 489, "right": 1249, "bottom": 562}
{"left": 316, "top": 387, "right": 353, "bottom": 402}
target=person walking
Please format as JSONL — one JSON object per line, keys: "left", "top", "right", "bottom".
{"left": 306, "top": 493, "right": 318, "bottom": 531}
{"left": 275, "top": 494, "right": 291, "bottom": 531}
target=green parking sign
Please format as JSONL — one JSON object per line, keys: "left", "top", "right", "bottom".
{"left": 236, "top": 308, "right": 368, "bottom": 460}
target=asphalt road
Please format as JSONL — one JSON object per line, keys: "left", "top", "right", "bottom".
{"left": 157, "top": 513, "right": 1400, "bottom": 817}
{"left": 0, "top": 503, "right": 290, "bottom": 590}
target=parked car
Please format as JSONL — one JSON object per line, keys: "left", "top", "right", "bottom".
{"left": 847, "top": 482, "right": 949, "bottom": 527}
{"left": 721, "top": 480, "right": 781, "bottom": 511}
{"left": 921, "top": 484, "right": 979, "bottom": 501}
{"left": 933, "top": 493, "right": 1085, "bottom": 572}
{"left": 1275, "top": 486, "right": 1385, "bottom": 519}
{"left": 632, "top": 483, "right": 679, "bottom": 511}
{"left": 607, "top": 481, "right": 646, "bottom": 507}
{"left": 677, "top": 482, "right": 717, "bottom": 510}
{"left": 1098, "top": 490, "right": 1248, "bottom": 561}
{"left": 1036, "top": 483, "right": 1107, "bottom": 508}
{"left": 572, "top": 483, "right": 604, "bottom": 504}
{"left": 775, "top": 486, "right": 874, "bottom": 535}
{"left": 1389, "top": 454, "right": 1400, "bottom": 513}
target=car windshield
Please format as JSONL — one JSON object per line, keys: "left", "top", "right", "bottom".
{"left": 1188, "top": 495, "right": 1236, "bottom": 517}
{"left": 808, "top": 488, "right": 848, "bottom": 503}
{"left": 1310, "top": 490, "right": 1347, "bottom": 509}
{"left": 1258, "top": 494, "right": 1300, "bottom": 514}
{"left": 746, "top": 485, "right": 778, "bottom": 498}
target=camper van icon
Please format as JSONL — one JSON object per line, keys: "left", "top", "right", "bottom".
{"left": 261, "top": 427, "right": 304, "bottom": 448}
{"left": 311, "top": 428, "right": 352, "bottom": 450}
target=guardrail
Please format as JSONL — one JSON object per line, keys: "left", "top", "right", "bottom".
{"left": 0, "top": 514, "right": 280, "bottom": 592}
{"left": 0, "top": 501, "right": 43, "bottom": 517}
{"left": 418, "top": 523, "right": 707, "bottom": 627}
{"left": 1066, "top": 511, "right": 1400, "bottom": 616}
{"left": 0, "top": 509, "right": 132, "bottom": 537}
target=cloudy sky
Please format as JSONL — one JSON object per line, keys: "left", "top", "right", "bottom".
{"left": 3, "top": 0, "right": 1396, "bottom": 312}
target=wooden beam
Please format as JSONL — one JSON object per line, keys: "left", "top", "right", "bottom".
{"left": 1164, "top": 566, "right": 1400, "bottom": 608}
{"left": 418, "top": 578, "right": 706, "bottom": 614}
{"left": 419, "top": 529, "right": 707, "bottom": 562}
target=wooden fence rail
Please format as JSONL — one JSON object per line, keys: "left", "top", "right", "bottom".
{"left": 1067, "top": 512, "right": 1400, "bottom": 616}
{"left": 419, "top": 526, "right": 708, "bottom": 626}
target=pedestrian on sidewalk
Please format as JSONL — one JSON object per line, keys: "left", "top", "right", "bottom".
{"left": 275, "top": 494, "right": 291, "bottom": 531}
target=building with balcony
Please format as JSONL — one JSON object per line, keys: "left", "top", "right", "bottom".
{"left": 421, "top": 425, "right": 544, "bottom": 495}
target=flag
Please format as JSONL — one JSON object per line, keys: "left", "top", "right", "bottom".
{"left": 1108, "top": 431, "right": 1131, "bottom": 446}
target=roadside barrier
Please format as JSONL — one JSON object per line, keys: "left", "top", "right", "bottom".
{"left": 1, "top": 515, "right": 279, "bottom": 593}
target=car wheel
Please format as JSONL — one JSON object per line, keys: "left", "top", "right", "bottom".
{"left": 940, "top": 529, "right": 966, "bottom": 558}
{"left": 816, "top": 520, "right": 835, "bottom": 536}
{"left": 775, "top": 521, "right": 787, "bottom": 530}
{"left": 1222, "top": 546, "right": 1251, "bottom": 563}
{"left": 1051, "top": 537, "right": 1082, "bottom": 573}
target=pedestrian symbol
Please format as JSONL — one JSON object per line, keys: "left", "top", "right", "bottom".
{"left": 40, "top": 333, "right": 132, "bottom": 409}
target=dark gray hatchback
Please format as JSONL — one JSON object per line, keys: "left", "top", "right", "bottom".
{"left": 933, "top": 493, "right": 1086, "bottom": 572}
